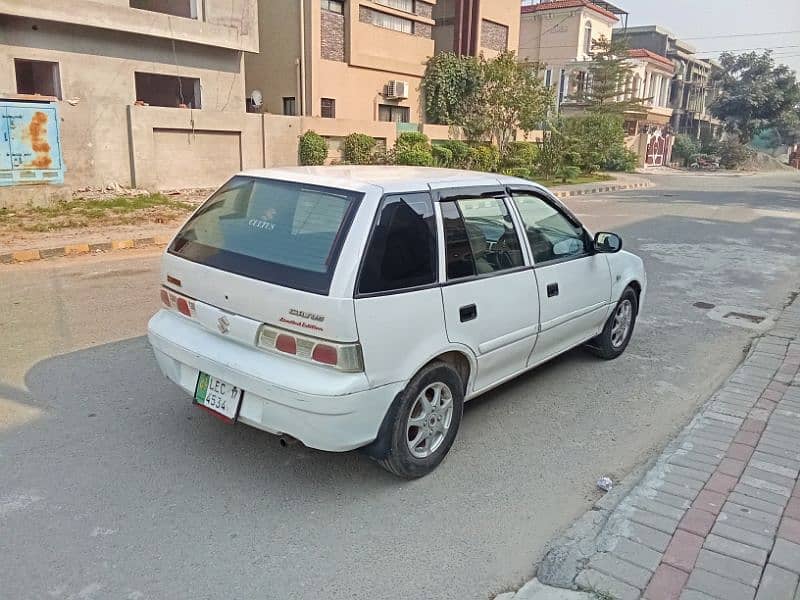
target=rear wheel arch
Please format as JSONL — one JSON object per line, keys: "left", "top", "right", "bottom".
{"left": 360, "top": 350, "right": 473, "bottom": 461}
{"left": 425, "top": 351, "right": 472, "bottom": 396}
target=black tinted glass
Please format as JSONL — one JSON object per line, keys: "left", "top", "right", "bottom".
{"left": 169, "top": 176, "right": 361, "bottom": 295}
{"left": 442, "top": 201, "right": 476, "bottom": 279}
{"left": 358, "top": 193, "right": 437, "bottom": 294}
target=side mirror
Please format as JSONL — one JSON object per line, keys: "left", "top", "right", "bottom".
{"left": 594, "top": 232, "right": 623, "bottom": 253}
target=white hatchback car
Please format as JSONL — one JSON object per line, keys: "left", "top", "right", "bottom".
{"left": 148, "top": 166, "right": 646, "bottom": 478}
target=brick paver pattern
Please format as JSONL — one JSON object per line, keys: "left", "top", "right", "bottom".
{"left": 570, "top": 298, "right": 800, "bottom": 600}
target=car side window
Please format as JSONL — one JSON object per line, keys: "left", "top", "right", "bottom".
{"left": 512, "top": 193, "right": 587, "bottom": 264}
{"left": 358, "top": 193, "right": 437, "bottom": 294}
{"left": 442, "top": 197, "right": 524, "bottom": 280}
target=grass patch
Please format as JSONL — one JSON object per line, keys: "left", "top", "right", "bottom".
{"left": 533, "top": 173, "right": 615, "bottom": 187}
{"left": 0, "top": 193, "right": 195, "bottom": 233}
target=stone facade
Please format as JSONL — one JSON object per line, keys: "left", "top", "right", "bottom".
{"left": 321, "top": 9, "right": 345, "bottom": 62}
{"left": 480, "top": 19, "right": 508, "bottom": 52}
{"left": 415, "top": 1, "right": 433, "bottom": 19}
{"left": 415, "top": 23, "right": 432, "bottom": 39}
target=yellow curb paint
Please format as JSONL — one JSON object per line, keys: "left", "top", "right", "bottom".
{"left": 12, "top": 249, "right": 41, "bottom": 262}
{"left": 64, "top": 244, "right": 90, "bottom": 255}
{"left": 111, "top": 240, "right": 135, "bottom": 250}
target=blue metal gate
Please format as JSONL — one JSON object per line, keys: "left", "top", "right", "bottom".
{"left": 0, "top": 100, "right": 65, "bottom": 186}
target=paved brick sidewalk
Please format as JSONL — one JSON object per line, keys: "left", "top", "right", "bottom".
{"left": 540, "top": 296, "right": 800, "bottom": 600}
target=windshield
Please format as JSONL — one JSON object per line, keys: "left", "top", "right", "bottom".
{"left": 169, "top": 176, "right": 362, "bottom": 294}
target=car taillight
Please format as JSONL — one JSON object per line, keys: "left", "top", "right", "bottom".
{"left": 160, "top": 286, "right": 195, "bottom": 318}
{"left": 275, "top": 334, "right": 297, "bottom": 355}
{"left": 257, "top": 325, "right": 363, "bottom": 372}
{"left": 176, "top": 297, "right": 192, "bottom": 317}
{"left": 311, "top": 344, "right": 337, "bottom": 365}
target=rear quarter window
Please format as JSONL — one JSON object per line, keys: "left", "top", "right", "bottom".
{"left": 169, "top": 176, "right": 362, "bottom": 294}
{"left": 357, "top": 192, "right": 437, "bottom": 295}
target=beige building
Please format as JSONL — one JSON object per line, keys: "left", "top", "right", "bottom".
{"left": 246, "top": 0, "right": 439, "bottom": 124}
{"left": 0, "top": 0, "right": 259, "bottom": 189}
{"left": 432, "top": 0, "right": 521, "bottom": 58}
{"left": 519, "top": 0, "right": 622, "bottom": 108}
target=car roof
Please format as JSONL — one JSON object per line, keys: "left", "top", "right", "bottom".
{"left": 237, "top": 165, "right": 545, "bottom": 194}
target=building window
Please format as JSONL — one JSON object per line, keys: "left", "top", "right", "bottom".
{"left": 374, "top": 0, "right": 414, "bottom": 13}
{"left": 321, "top": 98, "right": 336, "bottom": 118}
{"left": 14, "top": 59, "right": 62, "bottom": 99}
{"left": 361, "top": 7, "right": 414, "bottom": 34}
{"left": 134, "top": 72, "right": 201, "bottom": 108}
{"left": 129, "top": 0, "right": 197, "bottom": 18}
{"left": 321, "top": 0, "right": 344, "bottom": 13}
{"left": 583, "top": 21, "right": 592, "bottom": 54}
{"left": 378, "top": 104, "right": 410, "bottom": 123}
{"left": 283, "top": 97, "right": 297, "bottom": 116}
{"left": 545, "top": 68, "right": 552, "bottom": 88}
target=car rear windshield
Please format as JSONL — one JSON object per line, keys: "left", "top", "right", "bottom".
{"left": 169, "top": 176, "right": 362, "bottom": 294}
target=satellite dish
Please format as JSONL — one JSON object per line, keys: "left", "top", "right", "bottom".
{"left": 250, "top": 89, "right": 263, "bottom": 108}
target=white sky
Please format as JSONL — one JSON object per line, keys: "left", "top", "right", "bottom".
{"left": 612, "top": 0, "right": 800, "bottom": 75}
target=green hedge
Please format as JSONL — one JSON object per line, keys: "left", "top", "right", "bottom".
{"left": 468, "top": 144, "right": 500, "bottom": 172}
{"left": 298, "top": 131, "right": 328, "bottom": 166}
{"left": 393, "top": 132, "right": 434, "bottom": 166}
{"left": 342, "top": 133, "right": 377, "bottom": 165}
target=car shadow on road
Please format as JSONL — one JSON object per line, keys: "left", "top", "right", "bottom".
{"left": 14, "top": 334, "right": 602, "bottom": 491}
{"left": 18, "top": 336, "right": 404, "bottom": 489}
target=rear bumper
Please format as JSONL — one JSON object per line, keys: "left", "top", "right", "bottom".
{"left": 147, "top": 310, "right": 403, "bottom": 452}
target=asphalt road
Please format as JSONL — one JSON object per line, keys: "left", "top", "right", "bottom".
{"left": 1, "top": 171, "right": 799, "bottom": 600}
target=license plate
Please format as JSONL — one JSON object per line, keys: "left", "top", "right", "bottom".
{"left": 194, "top": 372, "right": 242, "bottom": 422}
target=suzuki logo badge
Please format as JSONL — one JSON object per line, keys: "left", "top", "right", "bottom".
{"left": 217, "top": 316, "right": 230, "bottom": 334}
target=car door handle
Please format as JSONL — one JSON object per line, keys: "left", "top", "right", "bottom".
{"left": 459, "top": 304, "right": 477, "bottom": 322}
{"left": 547, "top": 283, "right": 559, "bottom": 298}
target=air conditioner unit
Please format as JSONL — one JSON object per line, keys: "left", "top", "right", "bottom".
{"left": 386, "top": 80, "right": 409, "bottom": 100}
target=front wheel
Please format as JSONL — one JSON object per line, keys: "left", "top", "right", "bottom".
{"left": 375, "top": 362, "right": 464, "bottom": 479}
{"left": 587, "top": 287, "right": 638, "bottom": 360}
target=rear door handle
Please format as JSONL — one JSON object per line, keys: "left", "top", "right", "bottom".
{"left": 547, "top": 283, "right": 559, "bottom": 297}
{"left": 459, "top": 304, "right": 477, "bottom": 322}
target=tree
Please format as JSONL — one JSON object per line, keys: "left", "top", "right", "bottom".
{"left": 710, "top": 51, "right": 800, "bottom": 143}
{"left": 421, "top": 51, "right": 553, "bottom": 154}
{"left": 775, "top": 104, "right": 800, "bottom": 145}
{"left": 420, "top": 51, "right": 483, "bottom": 126}
{"left": 462, "top": 52, "right": 553, "bottom": 154}
{"left": 572, "top": 35, "right": 647, "bottom": 115}
{"left": 562, "top": 113, "right": 626, "bottom": 172}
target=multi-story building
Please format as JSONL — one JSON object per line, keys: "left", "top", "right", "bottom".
{"left": 2, "top": 0, "right": 256, "bottom": 112}
{"left": 432, "top": 0, "right": 521, "bottom": 58}
{"left": 246, "top": 0, "right": 437, "bottom": 124}
{"left": 519, "top": 1, "right": 683, "bottom": 166}
{"left": 519, "top": 0, "right": 625, "bottom": 108}
{"left": 0, "top": 0, "right": 259, "bottom": 190}
{"left": 615, "top": 25, "right": 720, "bottom": 138}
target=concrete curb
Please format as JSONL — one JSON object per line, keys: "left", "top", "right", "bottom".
{"left": 0, "top": 180, "right": 653, "bottom": 265}
{"left": 552, "top": 180, "right": 654, "bottom": 199}
{"left": 0, "top": 235, "right": 171, "bottom": 265}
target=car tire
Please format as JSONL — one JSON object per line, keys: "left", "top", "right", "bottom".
{"left": 374, "top": 362, "right": 464, "bottom": 479}
{"left": 587, "top": 287, "right": 638, "bottom": 360}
